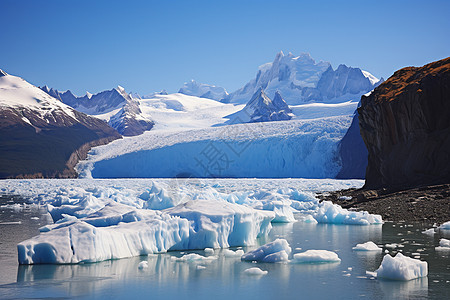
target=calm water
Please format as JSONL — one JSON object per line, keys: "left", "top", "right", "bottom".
{"left": 0, "top": 196, "right": 449, "bottom": 299}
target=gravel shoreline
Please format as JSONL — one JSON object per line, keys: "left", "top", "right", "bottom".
{"left": 317, "top": 184, "right": 450, "bottom": 224}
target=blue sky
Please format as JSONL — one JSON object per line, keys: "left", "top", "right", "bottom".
{"left": 1, "top": 0, "right": 449, "bottom": 96}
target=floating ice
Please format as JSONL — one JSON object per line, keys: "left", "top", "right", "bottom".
{"left": 204, "top": 248, "right": 214, "bottom": 254}
{"left": 375, "top": 253, "right": 428, "bottom": 281}
{"left": 292, "top": 250, "right": 341, "bottom": 263}
{"left": 422, "top": 228, "right": 435, "bottom": 236}
{"left": 438, "top": 221, "right": 450, "bottom": 230}
{"left": 17, "top": 200, "right": 273, "bottom": 264}
{"left": 223, "top": 249, "right": 245, "bottom": 257}
{"left": 352, "top": 241, "right": 382, "bottom": 251}
{"left": 173, "top": 253, "right": 217, "bottom": 262}
{"left": 435, "top": 238, "right": 450, "bottom": 251}
{"left": 138, "top": 261, "right": 148, "bottom": 269}
{"left": 241, "top": 239, "right": 291, "bottom": 263}
{"left": 243, "top": 267, "right": 268, "bottom": 276}
{"left": 314, "top": 201, "right": 382, "bottom": 225}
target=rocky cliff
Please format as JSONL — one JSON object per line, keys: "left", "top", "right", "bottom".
{"left": 358, "top": 57, "right": 450, "bottom": 189}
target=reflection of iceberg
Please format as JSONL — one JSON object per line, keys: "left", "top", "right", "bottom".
{"left": 378, "top": 277, "right": 428, "bottom": 299}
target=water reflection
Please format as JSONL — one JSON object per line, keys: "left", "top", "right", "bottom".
{"left": 379, "top": 277, "right": 428, "bottom": 299}
{"left": 5, "top": 220, "right": 450, "bottom": 299}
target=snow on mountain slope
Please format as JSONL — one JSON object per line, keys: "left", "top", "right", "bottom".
{"left": 76, "top": 116, "right": 351, "bottom": 179}
{"left": 0, "top": 73, "right": 79, "bottom": 120}
{"left": 178, "top": 80, "right": 228, "bottom": 101}
{"left": 138, "top": 93, "right": 241, "bottom": 131}
{"left": 224, "top": 51, "right": 381, "bottom": 105}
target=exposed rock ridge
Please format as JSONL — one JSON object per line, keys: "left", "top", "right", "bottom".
{"left": 358, "top": 57, "right": 450, "bottom": 189}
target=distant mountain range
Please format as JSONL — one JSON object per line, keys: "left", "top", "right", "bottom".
{"left": 221, "top": 51, "right": 383, "bottom": 105}
{"left": 40, "top": 85, "right": 154, "bottom": 136}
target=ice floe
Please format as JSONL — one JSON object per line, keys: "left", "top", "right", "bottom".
{"left": 375, "top": 253, "right": 428, "bottom": 281}
{"left": 241, "top": 239, "right": 291, "bottom": 263}
{"left": 292, "top": 250, "right": 341, "bottom": 263}
{"left": 243, "top": 267, "right": 268, "bottom": 276}
{"left": 352, "top": 241, "right": 382, "bottom": 251}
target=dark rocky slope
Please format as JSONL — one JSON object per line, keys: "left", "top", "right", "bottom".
{"left": 0, "top": 70, "right": 121, "bottom": 178}
{"left": 336, "top": 111, "right": 368, "bottom": 179}
{"left": 358, "top": 57, "right": 450, "bottom": 189}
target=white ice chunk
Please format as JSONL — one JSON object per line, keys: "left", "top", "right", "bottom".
{"left": 352, "top": 241, "right": 382, "bottom": 251}
{"left": 375, "top": 253, "right": 428, "bottom": 281}
{"left": 292, "top": 250, "right": 341, "bottom": 263}
{"left": 422, "top": 228, "right": 436, "bottom": 236}
{"left": 243, "top": 267, "right": 268, "bottom": 276}
{"left": 138, "top": 261, "right": 148, "bottom": 269}
{"left": 435, "top": 238, "right": 450, "bottom": 251}
{"left": 241, "top": 239, "right": 291, "bottom": 263}
{"left": 174, "top": 253, "right": 217, "bottom": 262}
{"left": 222, "top": 249, "right": 245, "bottom": 257}
{"left": 314, "top": 201, "right": 382, "bottom": 225}
{"left": 204, "top": 248, "right": 215, "bottom": 254}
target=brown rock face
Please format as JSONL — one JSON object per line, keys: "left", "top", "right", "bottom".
{"left": 358, "top": 57, "right": 450, "bottom": 189}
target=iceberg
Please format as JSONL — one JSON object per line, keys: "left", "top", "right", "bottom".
{"left": 241, "top": 239, "right": 291, "bottom": 263}
{"left": 375, "top": 253, "right": 428, "bottom": 281}
{"left": 17, "top": 199, "right": 274, "bottom": 264}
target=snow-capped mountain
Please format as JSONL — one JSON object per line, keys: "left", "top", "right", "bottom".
{"left": 223, "top": 51, "right": 383, "bottom": 105}
{"left": 231, "top": 88, "right": 293, "bottom": 123}
{"left": 41, "top": 85, "right": 154, "bottom": 136}
{"left": 178, "top": 80, "right": 228, "bottom": 101}
{"left": 0, "top": 69, "right": 121, "bottom": 178}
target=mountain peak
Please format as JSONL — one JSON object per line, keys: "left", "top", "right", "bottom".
{"left": 0, "top": 69, "right": 7, "bottom": 77}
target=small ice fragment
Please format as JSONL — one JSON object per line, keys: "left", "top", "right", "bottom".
{"left": 295, "top": 248, "right": 302, "bottom": 251}
{"left": 30, "top": 217, "right": 39, "bottom": 220}
{"left": 292, "top": 250, "right": 341, "bottom": 263}
{"left": 366, "top": 271, "right": 377, "bottom": 277}
{"left": 243, "top": 267, "right": 268, "bottom": 276}
{"left": 204, "top": 248, "right": 214, "bottom": 254}
{"left": 241, "top": 239, "right": 291, "bottom": 263}
{"left": 197, "top": 265, "right": 206, "bottom": 270}
{"left": 439, "top": 238, "right": 450, "bottom": 248}
{"left": 348, "top": 267, "right": 353, "bottom": 271}
{"left": 138, "top": 261, "right": 148, "bottom": 269}
{"left": 338, "top": 196, "right": 352, "bottom": 201}
{"left": 352, "top": 241, "right": 382, "bottom": 251}
{"left": 223, "top": 249, "right": 244, "bottom": 257}
{"left": 343, "top": 273, "right": 351, "bottom": 277}
{"left": 175, "top": 253, "right": 217, "bottom": 262}
{"left": 384, "top": 249, "right": 389, "bottom": 253}
{"left": 0, "top": 221, "right": 22, "bottom": 225}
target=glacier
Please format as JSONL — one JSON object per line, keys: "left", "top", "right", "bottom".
{"left": 77, "top": 116, "right": 352, "bottom": 179}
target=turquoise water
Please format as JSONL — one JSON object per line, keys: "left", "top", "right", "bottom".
{"left": 0, "top": 196, "right": 449, "bottom": 299}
